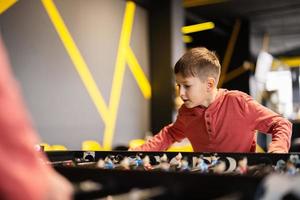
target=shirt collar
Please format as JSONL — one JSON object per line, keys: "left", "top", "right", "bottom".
{"left": 181, "top": 89, "right": 227, "bottom": 115}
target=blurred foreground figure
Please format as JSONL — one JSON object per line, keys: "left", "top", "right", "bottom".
{"left": 0, "top": 37, "right": 73, "bottom": 200}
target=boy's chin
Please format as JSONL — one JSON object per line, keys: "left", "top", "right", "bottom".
{"left": 184, "top": 102, "right": 196, "bottom": 108}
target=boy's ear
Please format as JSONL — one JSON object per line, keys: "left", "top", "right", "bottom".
{"left": 206, "top": 77, "right": 216, "bottom": 91}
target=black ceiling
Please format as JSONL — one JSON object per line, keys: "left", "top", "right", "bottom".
{"left": 185, "top": 0, "right": 300, "bottom": 57}
{"left": 185, "top": 0, "right": 300, "bottom": 18}
{"left": 134, "top": 0, "right": 300, "bottom": 58}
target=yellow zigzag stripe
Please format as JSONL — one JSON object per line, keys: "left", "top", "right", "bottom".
{"left": 103, "top": 1, "right": 136, "bottom": 150}
{"left": 41, "top": 0, "right": 109, "bottom": 124}
{"left": 42, "top": 0, "right": 150, "bottom": 150}
{"left": 127, "top": 46, "right": 151, "bottom": 99}
{"left": 0, "top": 0, "right": 17, "bottom": 14}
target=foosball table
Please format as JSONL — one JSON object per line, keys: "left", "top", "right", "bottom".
{"left": 46, "top": 151, "right": 300, "bottom": 200}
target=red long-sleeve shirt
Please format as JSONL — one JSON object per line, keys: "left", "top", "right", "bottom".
{"left": 134, "top": 89, "right": 292, "bottom": 152}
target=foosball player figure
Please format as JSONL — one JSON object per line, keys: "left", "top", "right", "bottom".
{"left": 96, "top": 159, "right": 105, "bottom": 169}
{"left": 275, "top": 160, "right": 286, "bottom": 173}
{"left": 179, "top": 157, "right": 190, "bottom": 172}
{"left": 236, "top": 157, "right": 248, "bottom": 174}
{"left": 142, "top": 155, "right": 153, "bottom": 171}
{"left": 104, "top": 157, "right": 114, "bottom": 169}
{"left": 134, "top": 155, "right": 144, "bottom": 170}
{"left": 286, "top": 160, "right": 297, "bottom": 175}
{"left": 213, "top": 161, "right": 226, "bottom": 174}
{"left": 194, "top": 155, "right": 209, "bottom": 173}
{"left": 158, "top": 154, "right": 170, "bottom": 171}
{"left": 209, "top": 154, "right": 219, "bottom": 169}
{"left": 169, "top": 153, "right": 183, "bottom": 171}
{"left": 128, "top": 155, "right": 143, "bottom": 170}
{"left": 289, "top": 154, "right": 300, "bottom": 167}
{"left": 119, "top": 157, "right": 130, "bottom": 170}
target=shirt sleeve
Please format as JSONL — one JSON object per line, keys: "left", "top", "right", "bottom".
{"left": 241, "top": 94, "right": 292, "bottom": 153}
{"left": 0, "top": 38, "right": 50, "bottom": 200}
{"left": 131, "top": 109, "right": 186, "bottom": 151}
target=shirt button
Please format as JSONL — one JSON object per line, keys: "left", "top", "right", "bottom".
{"left": 206, "top": 114, "right": 209, "bottom": 118}
{"left": 207, "top": 121, "right": 210, "bottom": 125}
{"left": 208, "top": 129, "right": 212, "bottom": 132}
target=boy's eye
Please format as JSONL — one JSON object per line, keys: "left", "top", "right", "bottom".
{"left": 184, "top": 85, "right": 191, "bottom": 89}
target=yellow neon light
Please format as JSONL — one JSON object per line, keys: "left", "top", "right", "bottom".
{"left": 182, "top": 22, "right": 214, "bottom": 34}
{"left": 0, "top": 0, "right": 17, "bottom": 14}
{"left": 41, "top": 0, "right": 109, "bottom": 124}
{"left": 182, "top": 35, "right": 193, "bottom": 43}
{"left": 279, "top": 56, "right": 300, "bottom": 67}
{"left": 127, "top": 46, "right": 151, "bottom": 99}
{"left": 103, "top": 1, "right": 136, "bottom": 150}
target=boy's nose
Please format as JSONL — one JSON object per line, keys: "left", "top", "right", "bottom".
{"left": 179, "top": 88, "right": 185, "bottom": 97}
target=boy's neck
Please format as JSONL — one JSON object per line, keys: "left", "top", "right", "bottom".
{"left": 202, "top": 88, "right": 219, "bottom": 108}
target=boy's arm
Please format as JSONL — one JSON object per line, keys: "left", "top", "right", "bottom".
{"left": 243, "top": 95, "right": 292, "bottom": 153}
{"left": 130, "top": 112, "right": 186, "bottom": 151}
{"left": 267, "top": 118, "right": 292, "bottom": 153}
{"left": 130, "top": 124, "right": 184, "bottom": 151}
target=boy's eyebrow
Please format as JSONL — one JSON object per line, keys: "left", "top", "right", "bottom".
{"left": 176, "top": 80, "right": 190, "bottom": 84}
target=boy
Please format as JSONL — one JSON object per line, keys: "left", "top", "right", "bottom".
{"left": 132, "top": 47, "right": 292, "bottom": 153}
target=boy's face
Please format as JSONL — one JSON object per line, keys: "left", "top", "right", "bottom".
{"left": 175, "top": 73, "right": 212, "bottom": 108}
